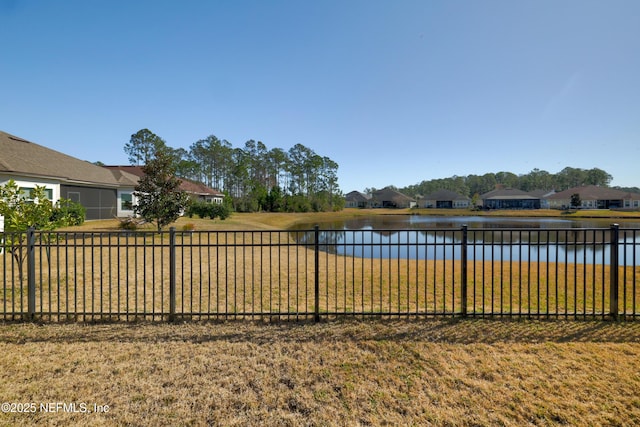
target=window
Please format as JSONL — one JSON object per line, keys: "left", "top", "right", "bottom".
{"left": 19, "top": 187, "right": 53, "bottom": 201}
{"left": 121, "top": 193, "right": 133, "bottom": 210}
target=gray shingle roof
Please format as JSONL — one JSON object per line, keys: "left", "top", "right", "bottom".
{"left": 345, "top": 191, "right": 370, "bottom": 202}
{"left": 480, "top": 188, "right": 538, "bottom": 200}
{"left": 547, "top": 185, "right": 631, "bottom": 200}
{"left": 103, "top": 165, "right": 223, "bottom": 196}
{"left": 371, "top": 188, "right": 415, "bottom": 204}
{"left": 0, "top": 130, "right": 121, "bottom": 187}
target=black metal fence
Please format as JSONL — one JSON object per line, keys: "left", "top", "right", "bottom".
{"left": 1, "top": 224, "right": 638, "bottom": 322}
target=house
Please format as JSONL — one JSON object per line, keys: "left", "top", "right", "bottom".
{"left": 344, "top": 191, "right": 371, "bottom": 208}
{"left": 422, "top": 189, "right": 470, "bottom": 209}
{"left": 0, "top": 130, "right": 139, "bottom": 224}
{"left": 179, "top": 179, "right": 225, "bottom": 204}
{"left": 480, "top": 188, "right": 541, "bottom": 209}
{"left": 527, "top": 189, "right": 556, "bottom": 209}
{"left": 103, "top": 166, "right": 224, "bottom": 217}
{"left": 547, "top": 185, "right": 640, "bottom": 210}
{"left": 621, "top": 192, "right": 640, "bottom": 210}
{"left": 369, "top": 187, "right": 416, "bottom": 209}
{"left": 0, "top": 131, "right": 224, "bottom": 231}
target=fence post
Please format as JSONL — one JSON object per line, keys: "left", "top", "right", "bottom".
{"left": 314, "top": 225, "right": 320, "bottom": 323}
{"left": 609, "top": 223, "right": 619, "bottom": 320}
{"left": 461, "top": 225, "right": 468, "bottom": 317}
{"left": 27, "top": 227, "right": 36, "bottom": 321}
{"left": 169, "top": 227, "right": 176, "bottom": 322}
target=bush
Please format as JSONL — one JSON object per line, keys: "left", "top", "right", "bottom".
{"left": 51, "top": 199, "right": 86, "bottom": 226}
{"left": 185, "top": 201, "right": 231, "bottom": 220}
{"left": 283, "top": 194, "right": 312, "bottom": 213}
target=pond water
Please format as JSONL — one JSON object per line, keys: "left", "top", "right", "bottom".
{"left": 291, "top": 215, "right": 640, "bottom": 264}
{"left": 294, "top": 215, "right": 640, "bottom": 230}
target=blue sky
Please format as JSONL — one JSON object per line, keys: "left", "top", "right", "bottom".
{"left": 2, "top": 0, "right": 639, "bottom": 192}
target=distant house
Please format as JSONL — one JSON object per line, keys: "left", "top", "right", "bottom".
{"left": 344, "top": 191, "right": 371, "bottom": 208}
{"left": 547, "top": 185, "right": 640, "bottom": 209}
{"left": 527, "top": 190, "right": 556, "bottom": 209}
{"left": 103, "top": 165, "right": 224, "bottom": 217}
{"left": 423, "top": 189, "right": 470, "bottom": 209}
{"left": 0, "top": 130, "right": 139, "bottom": 224}
{"left": 622, "top": 192, "right": 640, "bottom": 209}
{"left": 480, "top": 188, "right": 541, "bottom": 209}
{"left": 179, "top": 179, "right": 225, "bottom": 204}
{"left": 370, "top": 187, "right": 416, "bottom": 209}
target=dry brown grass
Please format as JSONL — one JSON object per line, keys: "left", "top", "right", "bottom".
{"left": 0, "top": 320, "right": 639, "bottom": 426}
{"left": 2, "top": 212, "right": 640, "bottom": 425}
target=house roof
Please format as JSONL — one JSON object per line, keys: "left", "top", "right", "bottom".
{"left": 103, "top": 165, "right": 223, "bottom": 197}
{"left": 547, "top": 185, "right": 632, "bottom": 201}
{"left": 424, "top": 189, "right": 470, "bottom": 201}
{"left": 0, "top": 131, "right": 223, "bottom": 197}
{"left": 371, "top": 187, "right": 415, "bottom": 203}
{"left": 345, "top": 191, "right": 370, "bottom": 202}
{"left": 103, "top": 165, "right": 145, "bottom": 179}
{"left": 528, "top": 189, "right": 556, "bottom": 198}
{"left": 179, "top": 179, "right": 224, "bottom": 197}
{"left": 480, "top": 188, "right": 539, "bottom": 200}
{"left": 106, "top": 168, "right": 140, "bottom": 187}
{"left": 0, "top": 130, "right": 122, "bottom": 187}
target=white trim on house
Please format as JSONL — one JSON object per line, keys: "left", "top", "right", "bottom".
{"left": 202, "top": 194, "right": 224, "bottom": 204}
{"left": 0, "top": 177, "right": 61, "bottom": 233}
{"left": 0, "top": 177, "right": 61, "bottom": 204}
{"left": 116, "top": 188, "right": 138, "bottom": 217}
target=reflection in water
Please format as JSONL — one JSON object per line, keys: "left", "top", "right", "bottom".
{"left": 291, "top": 216, "right": 640, "bottom": 265}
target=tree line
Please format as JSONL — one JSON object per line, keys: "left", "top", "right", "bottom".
{"left": 123, "top": 129, "right": 344, "bottom": 213}
{"left": 394, "top": 167, "right": 636, "bottom": 199}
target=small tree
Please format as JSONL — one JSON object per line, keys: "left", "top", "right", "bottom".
{"left": 570, "top": 193, "right": 582, "bottom": 209}
{"left": 134, "top": 150, "right": 190, "bottom": 232}
{"left": 0, "top": 180, "right": 77, "bottom": 282}
{"left": 470, "top": 193, "right": 480, "bottom": 210}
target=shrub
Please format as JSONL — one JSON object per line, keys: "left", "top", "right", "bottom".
{"left": 185, "top": 201, "right": 231, "bottom": 220}
{"left": 51, "top": 199, "right": 86, "bottom": 226}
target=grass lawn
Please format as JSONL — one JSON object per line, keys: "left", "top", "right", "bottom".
{"left": 1, "top": 210, "right": 640, "bottom": 425}
{"left": 1, "top": 320, "right": 639, "bottom": 426}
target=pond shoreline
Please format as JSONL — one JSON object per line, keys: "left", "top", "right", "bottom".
{"left": 381, "top": 207, "right": 640, "bottom": 219}
{"left": 289, "top": 208, "right": 640, "bottom": 230}
{"left": 62, "top": 207, "right": 640, "bottom": 233}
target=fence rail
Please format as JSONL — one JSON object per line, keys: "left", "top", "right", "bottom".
{"left": 1, "top": 224, "right": 638, "bottom": 322}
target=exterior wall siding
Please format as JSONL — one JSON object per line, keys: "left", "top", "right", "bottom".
{"left": 483, "top": 199, "right": 540, "bottom": 209}
{"left": 0, "top": 177, "right": 61, "bottom": 231}
{"left": 0, "top": 177, "right": 60, "bottom": 202}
